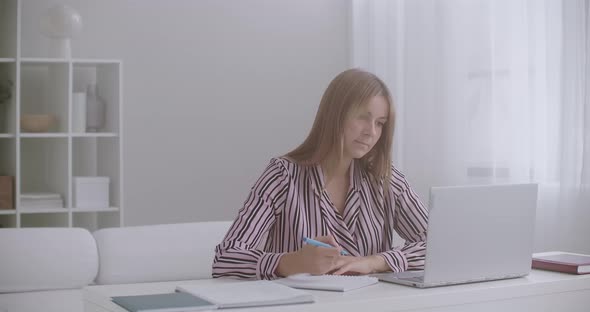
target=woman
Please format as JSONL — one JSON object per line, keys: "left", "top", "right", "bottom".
{"left": 212, "top": 69, "right": 428, "bottom": 279}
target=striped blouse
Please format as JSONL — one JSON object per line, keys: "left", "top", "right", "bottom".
{"left": 212, "top": 157, "right": 428, "bottom": 279}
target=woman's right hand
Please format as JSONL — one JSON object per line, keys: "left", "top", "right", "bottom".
{"left": 276, "top": 235, "right": 344, "bottom": 276}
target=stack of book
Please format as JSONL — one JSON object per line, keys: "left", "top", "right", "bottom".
{"left": 20, "top": 192, "right": 64, "bottom": 210}
{"left": 532, "top": 252, "right": 590, "bottom": 274}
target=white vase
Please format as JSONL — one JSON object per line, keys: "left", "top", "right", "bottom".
{"left": 85, "top": 84, "right": 105, "bottom": 132}
{"left": 72, "top": 92, "right": 86, "bottom": 132}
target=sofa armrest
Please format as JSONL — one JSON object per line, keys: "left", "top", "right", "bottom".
{"left": 93, "top": 221, "right": 232, "bottom": 284}
{"left": 0, "top": 228, "right": 98, "bottom": 293}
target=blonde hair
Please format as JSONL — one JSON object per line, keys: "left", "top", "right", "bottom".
{"left": 285, "top": 68, "right": 395, "bottom": 182}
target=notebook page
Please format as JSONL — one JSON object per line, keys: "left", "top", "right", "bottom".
{"left": 176, "top": 280, "right": 314, "bottom": 308}
{"left": 275, "top": 273, "right": 379, "bottom": 292}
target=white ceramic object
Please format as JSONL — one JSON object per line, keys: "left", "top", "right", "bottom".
{"left": 39, "top": 4, "right": 83, "bottom": 58}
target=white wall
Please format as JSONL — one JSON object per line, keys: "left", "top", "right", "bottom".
{"left": 21, "top": 0, "right": 350, "bottom": 225}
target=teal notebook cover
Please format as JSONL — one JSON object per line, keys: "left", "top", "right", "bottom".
{"left": 111, "top": 292, "right": 217, "bottom": 312}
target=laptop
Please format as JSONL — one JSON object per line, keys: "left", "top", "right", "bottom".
{"left": 374, "top": 183, "right": 538, "bottom": 288}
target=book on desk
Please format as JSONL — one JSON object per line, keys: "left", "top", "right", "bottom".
{"left": 111, "top": 292, "right": 217, "bottom": 312}
{"left": 532, "top": 252, "right": 590, "bottom": 275}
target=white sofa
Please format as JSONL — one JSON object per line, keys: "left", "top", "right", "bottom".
{"left": 93, "top": 221, "right": 232, "bottom": 284}
{"left": 0, "top": 227, "right": 99, "bottom": 293}
{"left": 0, "top": 221, "right": 232, "bottom": 312}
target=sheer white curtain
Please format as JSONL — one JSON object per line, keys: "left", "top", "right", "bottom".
{"left": 352, "top": 0, "right": 590, "bottom": 252}
{"left": 559, "top": 0, "right": 590, "bottom": 252}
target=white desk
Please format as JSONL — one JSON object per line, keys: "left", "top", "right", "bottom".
{"left": 83, "top": 270, "right": 590, "bottom": 312}
{"left": 0, "top": 289, "right": 84, "bottom": 312}
{"left": 1, "top": 270, "right": 589, "bottom": 312}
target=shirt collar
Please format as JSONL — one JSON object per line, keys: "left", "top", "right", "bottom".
{"left": 309, "top": 159, "right": 363, "bottom": 195}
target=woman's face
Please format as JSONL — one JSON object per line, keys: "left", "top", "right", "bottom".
{"left": 342, "top": 95, "right": 389, "bottom": 161}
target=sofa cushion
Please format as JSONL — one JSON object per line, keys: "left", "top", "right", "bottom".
{"left": 93, "top": 221, "right": 232, "bottom": 284}
{"left": 0, "top": 228, "right": 98, "bottom": 293}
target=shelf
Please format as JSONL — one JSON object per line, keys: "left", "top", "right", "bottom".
{"left": 72, "top": 132, "right": 118, "bottom": 138}
{"left": 0, "top": 61, "right": 15, "bottom": 134}
{"left": 20, "top": 57, "right": 69, "bottom": 64}
{"left": 19, "top": 208, "right": 68, "bottom": 214}
{"left": 18, "top": 133, "right": 118, "bottom": 138}
{"left": 20, "top": 58, "right": 122, "bottom": 65}
{"left": 73, "top": 63, "right": 121, "bottom": 133}
{"left": 20, "top": 133, "right": 69, "bottom": 138}
{"left": 1, "top": 0, "right": 123, "bottom": 230}
{"left": 20, "top": 62, "right": 69, "bottom": 133}
{"left": 21, "top": 212, "right": 68, "bottom": 227}
{"left": 72, "top": 206, "right": 119, "bottom": 213}
{"left": 18, "top": 58, "right": 123, "bottom": 65}
{"left": 72, "top": 137, "right": 121, "bottom": 212}
{"left": 0, "top": 138, "right": 16, "bottom": 177}
{"left": 73, "top": 59, "right": 122, "bottom": 65}
{"left": 0, "top": 213, "right": 16, "bottom": 227}
{"left": 20, "top": 138, "right": 69, "bottom": 210}
{"left": 0, "top": 0, "right": 17, "bottom": 61}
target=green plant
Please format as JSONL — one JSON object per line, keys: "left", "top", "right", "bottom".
{"left": 0, "top": 79, "right": 14, "bottom": 104}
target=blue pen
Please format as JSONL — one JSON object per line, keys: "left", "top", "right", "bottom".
{"left": 303, "top": 237, "right": 349, "bottom": 255}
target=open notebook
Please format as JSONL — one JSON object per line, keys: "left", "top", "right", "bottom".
{"left": 275, "top": 273, "right": 379, "bottom": 292}
{"left": 176, "top": 280, "right": 314, "bottom": 309}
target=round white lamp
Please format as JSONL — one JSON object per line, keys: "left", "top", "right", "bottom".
{"left": 39, "top": 4, "right": 83, "bottom": 58}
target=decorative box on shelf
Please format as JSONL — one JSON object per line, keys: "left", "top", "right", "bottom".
{"left": 74, "top": 176, "right": 109, "bottom": 209}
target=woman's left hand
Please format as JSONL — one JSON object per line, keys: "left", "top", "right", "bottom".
{"left": 331, "top": 255, "right": 388, "bottom": 275}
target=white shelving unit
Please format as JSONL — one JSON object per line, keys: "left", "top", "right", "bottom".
{"left": 0, "top": 0, "right": 123, "bottom": 231}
